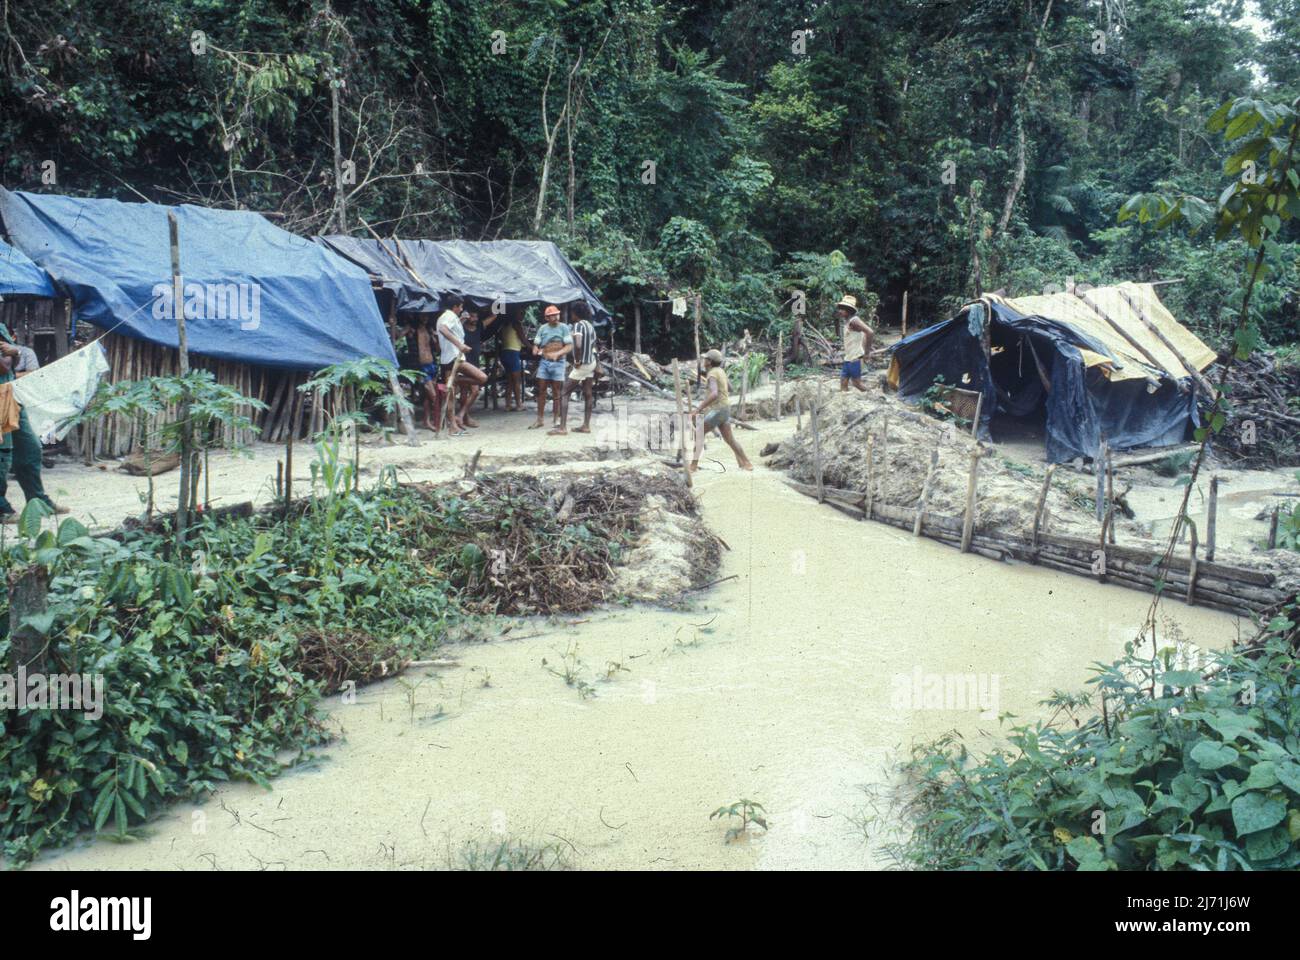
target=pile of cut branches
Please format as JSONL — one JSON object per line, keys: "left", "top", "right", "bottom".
{"left": 1212, "top": 352, "right": 1300, "bottom": 466}
{"left": 397, "top": 470, "right": 708, "bottom": 615}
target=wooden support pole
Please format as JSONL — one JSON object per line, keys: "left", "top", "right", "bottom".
{"left": 774, "top": 332, "right": 783, "bottom": 421}
{"left": 692, "top": 295, "right": 703, "bottom": 399}
{"left": 914, "top": 445, "right": 940, "bottom": 535}
{"left": 864, "top": 435, "right": 875, "bottom": 520}
{"left": 1031, "top": 463, "right": 1057, "bottom": 557}
{"left": 1095, "top": 440, "right": 1107, "bottom": 522}
{"left": 1073, "top": 289, "right": 1173, "bottom": 391}
{"left": 812, "top": 401, "right": 825, "bottom": 503}
{"left": 633, "top": 301, "right": 642, "bottom": 356}
{"left": 1106, "top": 446, "right": 1117, "bottom": 544}
{"left": 971, "top": 390, "right": 983, "bottom": 437}
{"left": 168, "top": 211, "right": 193, "bottom": 540}
{"left": 285, "top": 386, "right": 296, "bottom": 510}
{"left": 901, "top": 290, "right": 909, "bottom": 336}
{"left": 1113, "top": 285, "right": 1218, "bottom": 399}
{"left": 671, "top": 359, "right": 691, "bottom": 488}
{"left": 1268, "top": 506, "right": 1279, "bottom": 549}
{"left": 796, "top": 393, "right": 802, "bottom": 431}
{"left": 1186, "top": 523, "right": 1200, "bottom": 606}
{"left": 1206, "top": 474, "right": 1219, "bottom": 562}
{"left": 960, "top": 446, "right": 982, "bottom": 553}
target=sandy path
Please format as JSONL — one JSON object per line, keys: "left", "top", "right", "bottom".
{"left": 29, "top": 416, "right": 1241, "bottom": 871}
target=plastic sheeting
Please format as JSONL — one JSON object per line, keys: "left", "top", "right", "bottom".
{"left": 12, "top": 340, "right": 110, "bottom": 443}
{"left": 0, "top": 237, "right": 55, "bottom": 298}
{"left": 0, "top": 190, "right": 396, "bottom": 370}
{"left": 314, "top": 235, "right": 609, "bottom": 319}
{"left": 888, "top": 296, "right": 1201, "bottom": 463}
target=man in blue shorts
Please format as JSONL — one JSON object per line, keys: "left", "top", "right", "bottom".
{"left": 837, "top": 294, "right": 873, "bottom": 392}
{"left": 530, "top": 304, "right": 572, "bottom": 432}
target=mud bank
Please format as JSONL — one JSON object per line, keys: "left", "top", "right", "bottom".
{"left": 33, "top": 419, "right": 1240, "bottom": 871}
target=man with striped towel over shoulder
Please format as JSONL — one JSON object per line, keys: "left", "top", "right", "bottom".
{"left": 565, "top": 301, "right": 599, "bottom": 434}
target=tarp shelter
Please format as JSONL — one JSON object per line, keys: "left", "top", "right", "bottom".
{"left": 0, "top": 189, "right": 396, "bottom": 369}
{"left": 887, "top": 283, "right": 1217, "bottom": 463}
{"left": 0, "top": 236, "right": 55, "bottom": 299}
{"left": 315, "top": 236, "right": 608, "bottom": 320}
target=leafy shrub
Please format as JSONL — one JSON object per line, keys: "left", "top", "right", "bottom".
{"left": 0, "top": 481, "right": 461, "bottom": 867}
{"left": 888, "top": 611, "right": 1300, "bottom": 870}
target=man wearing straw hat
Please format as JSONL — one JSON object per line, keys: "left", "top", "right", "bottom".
{"left": 688, "top": 348, "right": 752, "bottom": 474}
{"left": 837, "top": 294, "right": 873, "bottom": 393}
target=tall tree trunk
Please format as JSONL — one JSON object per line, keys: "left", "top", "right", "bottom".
{"left": 988, "top": 0, "right": 1055, "bottom": 281}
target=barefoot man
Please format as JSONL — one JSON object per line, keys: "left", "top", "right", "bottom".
{"left": 689, "top": 349, "right": 753, "bottom": 473}
{"left": 565, "top": 301, "right": 598, "bottom": 434}
{"left": 436, "top": 294, "right": 487, "bottom": 435}
{"left": 837, "top": 294, "right": 873, "bottom": 392}
{"left": 530, "top": 304, "right": 572, "bottom": 433}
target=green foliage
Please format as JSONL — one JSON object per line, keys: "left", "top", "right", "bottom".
{"left": 710, "top": 798, "right": 769, "bottom": 843}
{"left": 889, "top": 614, "right": 1300, "bottom": 871}
{"left": 0, "top": 481, "right": 465, "bottom": 868}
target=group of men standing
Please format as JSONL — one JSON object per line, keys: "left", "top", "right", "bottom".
{"left": 400, "top": 296, "right": 601, "bottom": 437}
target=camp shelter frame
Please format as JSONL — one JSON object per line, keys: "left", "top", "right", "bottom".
{"left": 886, "top": 284, "right": 1215, "bottom": 463}
{"left": 1, "top": 190, "right": 403, "bottom": 457}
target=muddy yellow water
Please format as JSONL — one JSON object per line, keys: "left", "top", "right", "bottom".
{"left": 34, "top": 422, "right": 1241, "bottom": 871}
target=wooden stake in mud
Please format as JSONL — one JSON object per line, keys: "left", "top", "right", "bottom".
{"left": 1031, "top": 463, "right": 1058, "bottom": 558}
{"left": 1106, "top": 446, "right": 1117, "bottom": 545}
{"left": 633, "top": 301, "right": 642, "bottom": 356}
{"left": 1268, "top": 505, "right": 1279, "bottom": 549}
{"left": 970, "top": 390, "right": 983, "bottom": 438}
{"left": 1186, "top": 523, "right": 1200, "bottom": 606}
{"left": 914, "top": 444, "right": 940, "bottom": 536}
{"left": 812, "top": 400, "right": 825, "bottom": 503}
{"left": 774, "top": 332, "right": 783, "bottom": 421}
{"left": 901, "top": 290, "right": 909, "bottom": 337}
{"left": 879, "top": 416, "right": 890, "bottom": 504}
{"left": 796, "top": 393, "right": 803, "bottom": 431}
{"left": 1206, "top": 474, "right": 1219, "bottom": 562}
{"left": 960, "top": 446, "right": 982, "bottom": 553}
{"left": 1095, "top": 440, "right": 1108, "bottom": 522}
{"left": 863, "top": 434, "right": 875, "bottom": 520}
{"left": 671, "top": 359, "right": 693, "bottom": 488}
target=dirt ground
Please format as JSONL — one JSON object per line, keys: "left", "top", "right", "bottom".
{"left": 27, "top": 390, "right": 1247, "bottom": 871}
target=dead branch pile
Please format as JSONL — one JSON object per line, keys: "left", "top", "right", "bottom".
{"left": 396, "top": 468, "right": 720, "bottom": 615}
{"left": 1211, "top": 352, "right": 1300, "bottom": 467}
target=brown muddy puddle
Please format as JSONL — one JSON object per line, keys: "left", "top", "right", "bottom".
{"left": 33, "top": 422, "right": 1242, "bottom": 871}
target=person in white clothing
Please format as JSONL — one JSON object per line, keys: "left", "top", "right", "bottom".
{"left": 436, "top": 294, "right": 487, "bottom": 434}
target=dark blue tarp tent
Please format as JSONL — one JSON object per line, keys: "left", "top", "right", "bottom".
{"left": 887, "top": 286, "right": 1216, "bottom": 463}
{"left": 315, "top": 235, "right": 608, "bottom": 320}
{"left": 0, "top": 237, "right": 55, "bottom": 299}
{"left": 0, "top": 189, "right": 396, "bottom": 369}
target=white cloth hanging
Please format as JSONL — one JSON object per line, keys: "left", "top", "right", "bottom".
{"left": 12, "top": 340, "right": 110, "bottom": 443}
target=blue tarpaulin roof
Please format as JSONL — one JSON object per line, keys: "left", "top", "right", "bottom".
{"left": 0, "top": 236, "right": 55, "bottom": 299}
{"left": 315, "top": 235, "right": 609, "bottom": 319}
{"left": 0, "top": 189, "right": 396, "bottom": 370}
